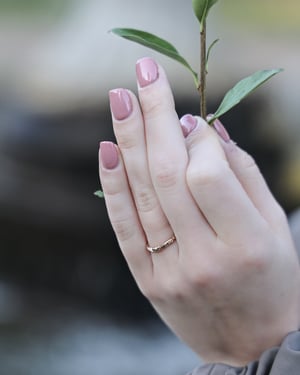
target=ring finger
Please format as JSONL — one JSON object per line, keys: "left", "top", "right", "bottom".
{"left": 109, "top": 87, "right": 177, "bottom": 260}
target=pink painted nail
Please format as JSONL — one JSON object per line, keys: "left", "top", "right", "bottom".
{"left": 213, "top": 118, "right": 231, "bottom": 143}
{"left": 136, "top": 57, "right": 159, "bottom": 87}
{"left": 180, "top": 114, "right": 198, "bottom": 137}
{"left": 109, "top": 89, "right": 133, "bottom": 120}
{"left": 100, "top": 142, "right": 119, "bottom": 170}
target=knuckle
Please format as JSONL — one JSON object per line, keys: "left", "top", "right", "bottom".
{"left": 161, "top": 277, "right": 186, "bottom": 302}
{"left": 153, "top": 160, "right": 180, "bottom": 189}
{"left": 141, "top": 275, "right": 186, "bottom": 303}
{"left": 141, "top": 98, "right": 163, "bottom": 118}
{"left": 187, "top": 159, "right": 230, "bottom": 189}
{"left": 117, "top": 132, "right": 137, "bottom": 150}
{"left": 186, "top": 267, "right": 217, "bottom": 290}
{"left": 102, "top": 181, "right": 121, "bottom": 196}
{"left": 242, "top": 252, "right": 268, "bottom": 274}
{"left": 241, "top": 236, "right": 270, "bottom": 272}
{"left": 140, "top": 91, "right": 174, "bottom": 119}
{"left": 182, "top": 257, "right": 219, "bottom": 290}
{"left": 140, "top": 281, "right": 163, "bottom": 302}
{"left": 134, "top": 187, "right": 158, "bottom": 213}
{"left": 111, "top": 216, "right": 136, "bottom": 243}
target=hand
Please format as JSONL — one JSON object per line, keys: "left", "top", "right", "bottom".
{"left": 98, "top": 57, "right": 300, "bottom": 366}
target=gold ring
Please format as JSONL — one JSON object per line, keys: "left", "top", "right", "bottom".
{"left": 146, "top": 235, "right": 176, "bottom": 253}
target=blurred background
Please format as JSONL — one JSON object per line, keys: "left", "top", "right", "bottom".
{"left": 0, "top": 1, "right": 300, "bottom": 374}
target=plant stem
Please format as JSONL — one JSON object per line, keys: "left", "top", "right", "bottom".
{"left": 199, "top": 20, "right": 207, "bottom": 119}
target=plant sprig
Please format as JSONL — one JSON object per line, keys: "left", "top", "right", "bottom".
{"left": 95, "top": 0, "right": 282, "bottom": 198}
{"left": 110, "top": 0, "right": 282, "bottom": 122}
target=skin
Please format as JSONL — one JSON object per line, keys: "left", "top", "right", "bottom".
{"left": 99, "top": 57, "right": 300, "bottom": 366}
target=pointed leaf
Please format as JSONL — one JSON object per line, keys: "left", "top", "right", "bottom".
{"left": 94, "top": 190, "right": 104, "bottom": 198}
{"left": 192, "top": 0, "right": 219, "bottom": 30}
{"left": 209, "top": 69, "right": 283, "bottom": 123}
{"left": 110, "top": 28, "right": 198, "bottom": 87}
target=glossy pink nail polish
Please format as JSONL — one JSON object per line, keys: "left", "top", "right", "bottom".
{"left": 136, "top": 57, "right": 159, "bottom": 87}
{"left": 213, "top": 118, "right": 231, "bottom": 143}
{"left": 180, "top": 114, "right": 198, "bottom": 137}
{"left": 109, "top": 89, "right": 133, "bottom": 120}
{"left": 100, "top": 142, "right": 119, "bottom": 169}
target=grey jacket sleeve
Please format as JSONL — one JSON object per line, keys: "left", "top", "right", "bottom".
{"left": 186, "top": 331, "right": 300, "bottom": 375}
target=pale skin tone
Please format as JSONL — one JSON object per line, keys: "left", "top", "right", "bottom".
{"left": 99, "top": 57, "right": 300, "bottom": 366}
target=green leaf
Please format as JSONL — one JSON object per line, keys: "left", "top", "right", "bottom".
{"left": 209, "top": 69, "right": 283, "bottom": 123}
{"left": 206, "top": 38, "right": 219, "bottom": 72}
{"left": 192, "top": 0, "right": 219, "bottom": 30}
{"left": 110, "top": 28, "right": 198, "bottom": 87}
{"left": 94, "top": 190, "right": 104, "bottom": 198}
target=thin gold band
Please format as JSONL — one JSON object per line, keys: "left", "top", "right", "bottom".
{"left": 146, "top": 235, "right": 176, "bottom": 253}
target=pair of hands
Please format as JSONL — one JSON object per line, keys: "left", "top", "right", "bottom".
{"left": 99, "top": 57, "right": 300, "bottom": 366}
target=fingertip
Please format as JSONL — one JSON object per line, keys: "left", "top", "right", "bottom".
{"left": 99, "top": 141, "right": 119, "bottom": 170}
{"left": 180, "top": 114, "right": 208, "bottom": 138}
{"left": 180, "top": 114, "right": 197, "bottom": 137}
{"left": 207, "top": 116, "right": 231, "bottom": 144}
{"left": 213, "top": 118, "right": 231, "bottom": 143}
{"left": 136, "top": 57, "right": 159, "bottom": 88}
{"left": 109, "top": 88, "right": 133, "bottom": 121}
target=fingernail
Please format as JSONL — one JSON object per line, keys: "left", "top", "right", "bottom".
{"left": 213, "top": 118, "right": 231, "bottom": 143}
{"left": 180, "top": 114, "right": 198, "bottom": 137}
{"left": 136, "top": 57, "right": 159, "bottom": 88}
{"left": 109, "top": 89, "right": 133, "bottom": 120}
{"left": 100, "top": 142, "right": 119, "bottom": 170}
